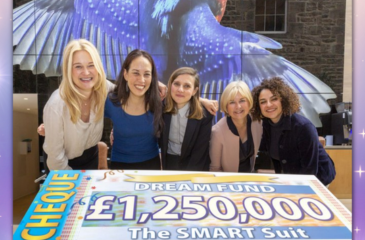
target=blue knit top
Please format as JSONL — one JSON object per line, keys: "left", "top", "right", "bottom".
{"left": 104, "top": 97, "right": 159, "bottom": 163}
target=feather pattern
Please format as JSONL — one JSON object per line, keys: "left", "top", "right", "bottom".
{"left": 12, "top": 0, "right": 336, "bottom": 126}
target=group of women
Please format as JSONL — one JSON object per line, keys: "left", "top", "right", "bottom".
{"left": 42, "top": 39, "right": 214, "bottom": 172}
{"left": 41, "top": 39, "right": 336, "bottom": 186}
{"left": 210, "top": 79, "right": 335, "bottom": 185}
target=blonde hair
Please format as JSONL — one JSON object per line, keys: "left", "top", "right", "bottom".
{"left": 164, "top": 67, "right": 203, "bottom": 120}
{"left": 59, "top": 39, "right": 107, "bottom": 123}
{"left": 220, "top": 81, "right": 253, "bottom": 115}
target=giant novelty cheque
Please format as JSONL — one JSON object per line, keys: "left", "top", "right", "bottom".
{"left": 14, "top": 170, "right": 352, "bottom": 240}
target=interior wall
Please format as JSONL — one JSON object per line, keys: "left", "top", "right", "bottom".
{"left": 343, "top": 0, "right": 352, "bottom": 102}
{"left": 13, "top": 111, "right": 39, "bottom": 200}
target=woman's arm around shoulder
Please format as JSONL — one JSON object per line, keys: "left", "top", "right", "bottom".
{"left": 200, "top": 98, "right": 218, "bottom": 116}
{"left": 106, "top": 80, "right": 116, "bottom": 93}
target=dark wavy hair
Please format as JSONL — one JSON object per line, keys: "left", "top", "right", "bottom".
{"left": 251, "top": 77, "right": 301, "bottom": 121}
{"left": 110, "top": 49, "right": 163, "bottom": 137}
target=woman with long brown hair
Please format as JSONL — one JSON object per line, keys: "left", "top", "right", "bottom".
{"left": 161, "top": 67, "right": 213, "bottom": 171}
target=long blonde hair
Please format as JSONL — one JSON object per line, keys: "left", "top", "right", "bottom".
{"left": 59, "top": 39, "right": 107, "bottom": 123}
{"left": 164, "top": 67, "right": 203, "bottom": 120}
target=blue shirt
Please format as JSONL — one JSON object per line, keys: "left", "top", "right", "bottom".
{"left": 104, "top": 97, "right": 159, "bottom": 163}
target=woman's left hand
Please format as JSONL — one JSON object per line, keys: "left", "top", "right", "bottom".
{"left": 158, "top": 81, "right": 167, "bottom": 100}
{"left": 109, "top": 129, "right": 114, "bottom": 146}
{"left": 201, "top": 98, "right": 219, "bottom": 115}
{"left": 37, "top": 123, "right": 45, "bottom": 136}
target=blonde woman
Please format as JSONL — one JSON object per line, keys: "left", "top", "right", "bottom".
{"left": 43, "top": 39, "right": 112, "bottom": 170}
{"left": 209, "top": 81, "right": 262, "bottom": 172}
{"left": 161, "top": 67, "right": 213, "bottom": 171}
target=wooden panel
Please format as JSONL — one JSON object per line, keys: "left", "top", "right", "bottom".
{"left": 326, "top": 149, "right": 352, "bottom": 199}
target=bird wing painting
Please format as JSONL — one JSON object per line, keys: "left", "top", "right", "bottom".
{"left": 13, "top": 0, "right": 336, "bottom": 126}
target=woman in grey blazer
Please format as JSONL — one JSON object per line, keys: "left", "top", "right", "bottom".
{"left": 210, "top": 81, "right": 262, "bottom": 172}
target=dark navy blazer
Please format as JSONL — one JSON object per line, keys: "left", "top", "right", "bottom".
{"left": 160, "top": 107, "right": 213, "bottom": 171}
{"left": 260, "top": 113, "right": 336, "bottom": 185}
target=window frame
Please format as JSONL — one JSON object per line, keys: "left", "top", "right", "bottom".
{"left": 254, "top": 0, "right": 288, "bottom": 34}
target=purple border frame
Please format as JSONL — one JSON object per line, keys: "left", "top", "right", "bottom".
{"left": 353, "top": 0, "right": 364, "bottom": 239}
{"left": 1, "top": 1, "right": 363, "bottom": 239}
{"left": 0, "top": 1, "right": 13, "bottom": 239}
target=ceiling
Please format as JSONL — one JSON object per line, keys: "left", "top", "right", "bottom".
{"left": 13, "top": 94, "right": 38, "bottom": 116}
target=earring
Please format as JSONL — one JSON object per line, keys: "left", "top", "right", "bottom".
{"left": 126, "top": 82, "right": 129, "bottom": 92}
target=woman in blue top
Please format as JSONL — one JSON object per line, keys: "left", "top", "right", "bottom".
{"left": 105, "top": 49, "right": 163, "bottom": 170}
{"left": 251, "top": 77, "right": 336, "bottom": 185}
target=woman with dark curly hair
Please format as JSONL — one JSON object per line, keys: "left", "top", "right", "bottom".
{"left": 251, "top": 77, "right": 336, "bottom": 185}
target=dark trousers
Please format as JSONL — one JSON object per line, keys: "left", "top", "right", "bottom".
{"left": 111, "top": 155, "right": 161, "bottom": 170}
{"left": 44, "top": 145, "right": 98, "bottom": 171}
{"left": 68, "top": 145, "right": 99, "bottom": 170}
{"left": 165, "top": 153, "right": 180, "bottom": 170}
{"left": 43, "top": 151, "right": 50, "bottom": 175}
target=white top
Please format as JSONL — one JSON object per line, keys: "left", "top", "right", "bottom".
{"left": 167, "top": 103, "right": 189, "bottom": 156}
{"left": 43, "top": 81, "right": 115, "bottom": 170}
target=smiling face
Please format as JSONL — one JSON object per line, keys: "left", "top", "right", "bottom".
{"left": 258, "top": 89, "right": 283, "bottom": 123}
{"left": 226, "top": 93, "right": 250, "bottom": 122}
{"left": 71, "top": 50, "right": 99, "bottom": 95}
{"left": 170, "top": 74, "right": 198, "bottom": 109}
{"left": 124, "top": 56, "right": 152, "bottom": 99}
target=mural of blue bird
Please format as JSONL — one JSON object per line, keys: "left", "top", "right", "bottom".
{"left": 13, "top": 0, "right": 336, "bottom": 126}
